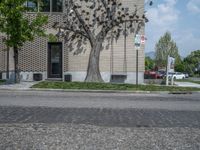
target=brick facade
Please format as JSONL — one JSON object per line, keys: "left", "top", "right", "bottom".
{"left": 0, "top": 0, "right": 145, "bottom": 83}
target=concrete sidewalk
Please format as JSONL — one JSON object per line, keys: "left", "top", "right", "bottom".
{"left": 175, "top": 82, "right": 200, "bottom": 88}
{"left": 0, "top": 82, "right": 39, "bottom": 90}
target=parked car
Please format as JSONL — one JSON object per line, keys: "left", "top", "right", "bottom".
{"left": 183, "top": 72, "right": 189, "bottom": 78}
{"left": 164, "top": 72, "right": 186, "bottom": 79}
{"left": 157, "top": 70, "right": 166, "bottom": 78}
{"left": 166, "top": 72, "right": 186, "bottom": 79}
{"left": 144, "top": 71, "right": 163, "bottom": 79}
{"left": 174, "top": 72, "right": 186, "bottom": 79}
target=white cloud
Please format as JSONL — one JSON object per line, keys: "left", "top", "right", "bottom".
{"left": 187, "top": 0, "right": 200, "bottom": 14}
{"left": 145, "top": 0, "right": 200, "bottom": 57}
{"left": 175, "top": 30, "right": 200, "bottom": 56}
{"left": 145, "top": 0, "right": 179, "bottom": 52}
{"left": 146, "top": 0, "right": 179, "bottom": 26}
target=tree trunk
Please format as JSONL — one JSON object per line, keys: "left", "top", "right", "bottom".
{"left": 14, "top": 46, "right": 20, "bottom": 83}
{"left": 85, "top": 40, "right": 104, "bottom": 82}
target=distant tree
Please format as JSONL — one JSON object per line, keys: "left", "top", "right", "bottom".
{"left": 175, "top": 60, "right": 185, "bottom": 72}
{"left": 0, "top": 0, "right": 48, "bottom": 83}
{"left": 184, "top": 50, "right": 200, "bottom": 76}
{"left": 145, "top": 56, "right": 154, "bottom": 70}
{"left": 54, "top": 0, "right": 152, "bottom": 82}
{"left": 155, "top": 32, "right": 181, "bottom": 69}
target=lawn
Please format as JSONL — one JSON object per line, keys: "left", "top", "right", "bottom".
{"left": 32, "top": 81, "right": 200, "bottom": 92}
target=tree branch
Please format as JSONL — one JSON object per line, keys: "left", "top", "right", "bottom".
{"left": 61, "top": 26, "right": 89, "bottom": 39}
{"left": 69, "top": 0, "right": 95, "bottom": 46}
{"left": 104, "top": 18, "right": 144, "bottom": 38}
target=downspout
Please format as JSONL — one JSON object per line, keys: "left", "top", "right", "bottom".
{"left": 6, "top": 35, "right": 9, "bottom": 79}
{"left": 6, "top": 45, "right": 9, "bottom": 79}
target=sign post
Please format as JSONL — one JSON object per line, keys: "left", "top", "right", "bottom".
{"left": 166, "top": 56, "right": 175, "bottom": 86}
{"left": 134, "top": 34, "right": 146, "bottom": 86}
{"left": 134, "top": 34, "right": 141, "bottom": 87}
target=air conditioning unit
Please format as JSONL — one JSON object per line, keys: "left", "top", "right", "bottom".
{"left": 64, "top": 74, "right": 72, "bottom": 82}
{"left": 33, "top": 73, "right": 43, "bottom": 81}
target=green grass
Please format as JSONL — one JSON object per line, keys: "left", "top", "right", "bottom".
{"left": 176, "top": 79, "right": 200, "bottom": 84}
{"left": 0, "top": 80, "right": 6, "bottom": 85}
{"left": 32, "top": 81, "right": 200, "bottom": 91}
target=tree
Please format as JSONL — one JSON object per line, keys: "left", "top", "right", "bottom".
{"left": 184, "top": 50, "right": 200, "bottom": 76}
{"left": 54, "top": 0, "right": 151, "bottom": 82}
{"left": 174, "top": 60, "right": 185, "bottom": 72}
{"left": 145, "top": 56, "right": 154, "bottom": 70}
{"left": 0, "top": 0, "right": 48, "bottom": 83}
{"left": 155, "top": 32, "right": 181, "bottom": 69}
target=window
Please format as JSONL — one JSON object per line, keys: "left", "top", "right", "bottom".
{"left": 39, "top": 0, "right": 50, "bottom": 12}
{"left": 26, "top": 0, "right": 62, "bottom": 13}
{"left": 27, "top": 0, "right": 38, "bottom": 12}
{"left": 52, "top": 0, "right": 63, "bottom": 12}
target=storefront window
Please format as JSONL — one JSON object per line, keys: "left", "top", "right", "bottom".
{"left": 52, "top": 0, "right": 63, "bottom": 12}
{"left": 39, "top": 0, "right": 50, "bottom": 12}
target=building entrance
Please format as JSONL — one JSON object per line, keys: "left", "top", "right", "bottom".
{"left": 48, "top": 42, "right": 62, "bottom": 78}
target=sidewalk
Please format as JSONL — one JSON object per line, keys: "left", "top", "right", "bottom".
{"left": 175, "top": 82, "right": 200, "bottom": 88}
{"left": 0, "top": 82, "right": 39, "bottom": 90}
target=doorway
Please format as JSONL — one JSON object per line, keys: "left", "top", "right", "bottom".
{"left": 48, "top": 42, "right": 62, "bottom": 78}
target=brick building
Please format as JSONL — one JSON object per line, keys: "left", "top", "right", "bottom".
{"left": 0, "top": 0, "right": 145, "bottom": 84}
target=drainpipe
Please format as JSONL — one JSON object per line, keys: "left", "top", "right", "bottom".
{"left": 6, "top": 36, "right": 9, "bottom": 79}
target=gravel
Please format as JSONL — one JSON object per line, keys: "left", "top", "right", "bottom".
{"left": 0, "top": 123, "right": 200, "bottom": 150}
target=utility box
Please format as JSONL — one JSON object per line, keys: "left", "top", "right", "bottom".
{"left": 110, "top": 74, "right": 127, "bottom": 83}
{"left": 33, "top": 73, "right": 43, "bottom": 81}
{"left": 64, "top": 74, "right": 72, "bottom": 82}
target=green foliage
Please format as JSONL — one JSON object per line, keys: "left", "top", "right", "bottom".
{"left": 175, "top": 60, "right": 185, "bottom": 72}
{"left": 155, "top": 32, "right": 181, "bottom": 68}
{"left": 48, "top": 33, "right": 58, "bottom": 42}
{"left": 0, "top": 0, "right": 48, "bottom": 83}
{"left": 184, "top": 50, "right": 200, "bottom": 76}
{"left": 0, "top": 0, "right": 48, "bottom": 48}
{"left": 145, "top": 56, "right": 155, "bottom": 70}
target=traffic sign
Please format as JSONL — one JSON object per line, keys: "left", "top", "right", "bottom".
{"left": 140, "top": 35, "right": 145, "bottom": 44}
{"left": 134, "top": 34, "right": 141, "bottom": 48}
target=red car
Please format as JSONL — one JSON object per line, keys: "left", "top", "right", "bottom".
{"left": 144, "top": 71, "right": 163, "bottom": 79}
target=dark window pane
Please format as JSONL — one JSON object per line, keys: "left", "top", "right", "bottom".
{"left": 27, "top": 0, "right": 38, "bottom": 12}
{"left": 52, "top": 0, "right": 63, "bottom": 12}
{"left": 51, "top": 45, "right": 61, "bottom": 75}
{"left": 40, "top": 0, "right": 50, "bottom": 12}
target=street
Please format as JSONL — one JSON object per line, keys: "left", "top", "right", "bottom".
{"left": 0, "top": 90, "right": 200, "bottom": 149}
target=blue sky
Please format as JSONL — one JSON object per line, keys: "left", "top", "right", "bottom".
{"left": 145, "top": 0, "right": 200, "bottom": 57}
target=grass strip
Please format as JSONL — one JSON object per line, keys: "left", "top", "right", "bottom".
{"left": 32, "top": 81, "right": 200, "bottom": 91}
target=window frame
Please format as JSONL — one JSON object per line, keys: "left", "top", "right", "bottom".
{"left": 26, "top": 0, "right": 63, "bottom": 13}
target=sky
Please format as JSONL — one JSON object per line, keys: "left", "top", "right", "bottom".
{"left": 145, "top": 0, "right": 200, "bottom": 57}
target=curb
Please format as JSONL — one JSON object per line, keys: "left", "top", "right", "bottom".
{"left": 0, "top": 88, "right": 199, "bottom": 94}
